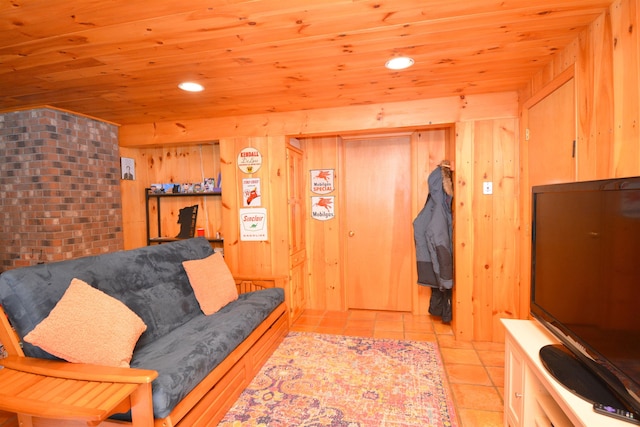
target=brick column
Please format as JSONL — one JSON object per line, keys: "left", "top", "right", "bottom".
{"left": 0, "top": 108, "right": 123, "bottom": 271}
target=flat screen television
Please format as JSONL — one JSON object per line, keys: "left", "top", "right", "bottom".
{"left": 531, "top": 177, "right": 640, "bottom": 416}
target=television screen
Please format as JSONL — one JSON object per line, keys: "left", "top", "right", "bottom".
{"left": 531, "top": 177, "right": 640, "bottom": 413}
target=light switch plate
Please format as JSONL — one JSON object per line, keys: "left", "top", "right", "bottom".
{"left": 483, "top": 181, "right": 493, "bottom": 195}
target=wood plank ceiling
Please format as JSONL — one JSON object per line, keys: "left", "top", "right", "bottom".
{"left": 1, "top": 0, "right": 611, "bottom": 125}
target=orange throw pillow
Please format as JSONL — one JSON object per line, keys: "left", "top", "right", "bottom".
{"left": 24, "top": 278, "right": 147, "bottom": 368}
{"left": 182, "top": 253, "right": 238, "bottom": 315}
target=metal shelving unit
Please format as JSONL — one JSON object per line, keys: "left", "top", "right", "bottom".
{"left": 145, "top": 188, "right": 223, "bottom": 245}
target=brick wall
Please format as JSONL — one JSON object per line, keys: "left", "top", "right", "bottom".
{"left": 0, "top": 108, "right": 123, "bottom": 271}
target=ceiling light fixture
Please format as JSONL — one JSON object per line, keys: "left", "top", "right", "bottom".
{"left": 385, "top": 56, "right": 415, "bottom": 70}
{"left": 178, "top": 82, "right": 204, "bottom": 92}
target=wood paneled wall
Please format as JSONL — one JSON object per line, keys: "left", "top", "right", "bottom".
{"left": 120, "top": 93, "right": 519, "bottom": 342}
{"left": 517, "top": 0, "right": 640, "bottom": 320}
{"left": 218, "top": 137, "right": 288, "bottom": 277}
{"left": 455, "top": 119, "right": 519, "bottom": 342}
{"left": 302, "top": 136, "right": 342, "bottom": 311}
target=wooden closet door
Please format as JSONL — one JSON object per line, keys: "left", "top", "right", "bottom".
{"left": 287, "top": 144, "right": 307, "bottom": 321}
{"left": 527, "top": 77, "right": 577, "bottom": 186}
{"left": 344, "top": 135, "right": 412, "bottom": 311}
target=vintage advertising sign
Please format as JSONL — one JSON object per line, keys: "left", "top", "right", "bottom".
{"left": 310, "top": 169, "right": 335, "bottom": 194}
{"left": 311, "top": 196, "right": 335, "bottom": 221}
{"left": 237, "top": 147, "right": 262, "bottom": 174}
{"left": 242, "top": 178, "right": 261, "bottom": 207}
{"left": 239, "top": 208, "right": 268, "bottom": 241}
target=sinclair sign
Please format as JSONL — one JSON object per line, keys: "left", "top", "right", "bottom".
{"left": 239, "top": 208, "right": 268, "bottom": 241}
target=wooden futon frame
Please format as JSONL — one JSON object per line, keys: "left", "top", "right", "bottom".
{"left": 0, "top": 278, "right": 289, "bottom": 427}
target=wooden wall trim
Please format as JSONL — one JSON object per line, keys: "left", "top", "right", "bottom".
{"left": 0, "top": 105, "right": 121, "bottom": 127}
{"left": 521, "top": 65, "right": 576, "bottom": 111}
{"left": 119, "top": 92, "right": 518, "bottom": 147}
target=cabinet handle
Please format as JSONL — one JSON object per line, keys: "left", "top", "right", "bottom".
{"left": 515, "top": 392, "right": 523, "bottom": 398}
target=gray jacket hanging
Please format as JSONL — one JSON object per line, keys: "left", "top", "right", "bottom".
{"left": 413, "top": 162, "right": 453, "bottom": 290}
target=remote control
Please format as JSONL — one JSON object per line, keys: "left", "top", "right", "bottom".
{"left": 593, "top": 403, "right": 640, "bottom": 425}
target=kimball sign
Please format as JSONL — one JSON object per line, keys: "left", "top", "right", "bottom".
{"left": 237, "top": 147, "right": 262, "bottom": 174}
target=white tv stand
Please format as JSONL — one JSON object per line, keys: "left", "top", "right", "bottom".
{"left": 502, "top": 319, "right": 633, "bottom": 427}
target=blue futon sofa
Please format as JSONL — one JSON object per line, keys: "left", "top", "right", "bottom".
{"left": 0, "top": 237, "right": 288, "bottom": 427}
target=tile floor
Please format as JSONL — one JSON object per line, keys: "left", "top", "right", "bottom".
{"left": 0, "top": 309, "right": 505, "bottom": 427}
{"left": 291, "top": 309, "right": 505, "bottom": 427}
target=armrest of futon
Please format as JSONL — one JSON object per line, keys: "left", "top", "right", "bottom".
{"left": 234, "top": 275, "right": 288, "bottom": 294}
{"left": 0, "top": 356, "right": 158, "bottom": 424}
{"left": 0, "top": 355, "right": 158, "bottom": 384}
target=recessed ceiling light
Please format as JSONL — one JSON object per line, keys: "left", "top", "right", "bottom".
{"left": 385, "top": 56, "right": 415, "bottom": 70}
{"left": 178, "top": 82, "right": 204, "bottom": 92}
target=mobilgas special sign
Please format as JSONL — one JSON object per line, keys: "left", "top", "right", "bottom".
{"left": 310, "top": 169, "right": 334, "bottom": 194}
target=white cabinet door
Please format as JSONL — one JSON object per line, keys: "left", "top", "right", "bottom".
{"left": 505, "top": 336, "right": 525, "bottom": 426}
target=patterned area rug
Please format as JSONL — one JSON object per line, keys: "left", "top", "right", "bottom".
{"left": 219, "top": 332, "right": 459, "bottom": 427}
